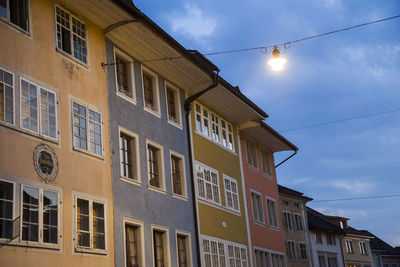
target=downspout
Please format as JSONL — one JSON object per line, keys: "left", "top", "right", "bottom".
{"left": 274, "top": 150, "right": 297, "bottom": 168}
{"left": 184, "top": 73, "right": 219, "bottom": 267}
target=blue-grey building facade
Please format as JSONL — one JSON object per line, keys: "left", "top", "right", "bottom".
{"left": 105, "top": 37, "right": 199, "bottom": 267}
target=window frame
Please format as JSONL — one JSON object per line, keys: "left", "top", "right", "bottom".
{"left": 170, "top": 150, "right": 187, "bottom": 199}
{"left": 298, "top": 242, "right": 308, "bottom": 260}
{"left": 286, "top": 240, "right": 297, "bottom": 260}
{"left": 175, "top": 230, "right": 193, "bottom": 267}
{"left": 0, "top": 179, "right": 15, "bottom": 242}
{"left": 123, "top": 218, "right": 145, "bottom": 267}
{"left": 293, "top": 213, "right": 304, "bottom": 231}
{"left": 73, "top": 192, "right": 108, "bottom": 254}
{"left": 326, "top": 233, "right": 336, "bottom": 245}
{"left": 146, "top": 139, "right": 165, "bottom": 193}
{"left": 345, "top": 239, "right": 354, "bottom": 254}
{"left": 71, "top": 98, "right": 104, "bottom": 158}
{"left": 0, "top": 0, "right": 31, "bottom": 34}
{"left": 164, "top": 81, "right": 182, "bottom": 129}
{"left": 119, "top": 126, "right": 141, "bottom": 185}
{"left": 0, "top": 67, "right": 15, "bottom": 126}
{"left": 316, "top": 232, "right": 323, "bottom": 244}
{"left": 359, "top": 241, "right": 367, "bottom": 255}
{"left": 223, "top": 175, "right": 240, "bottom": 213}
{"left": 283, "top": 211, "right": 293, "bottom": 230}
{"left": 265, "top": 197, "right": 279, "bottom": 229}
{"left": 141, "top": 65, "right": 160, "bottom": 117}
{"left": 250, "top": 190, "right": 265, "bottom": 225}
{"left": 151, "top": 224, "right": 171, "bottom": 267}
{"left": 195, "top": 162, "right": 221, "bottom": 205}
{"left": 113, "top": 47, "right": 136, "bottom": 104}
{"left": 245, "top": 139, "right": 258, "bottom": 170}
{"left": 260, "top": 149, "right": 273, "bottom": 178}
{"left": 54, "top": 5, "right": 88, "bottom": 66}
{"left": 20, "top": 77, "right": 59, "bottom": 141}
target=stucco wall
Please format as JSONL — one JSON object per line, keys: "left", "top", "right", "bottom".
{"left": 308, "top": 231, "right": 344, "bottom": 267}
{"left": 341, "top": 237, "right": 373, "bottom": 266}
{"left": 0, "top": 0, "right": 114, "bottom": 266}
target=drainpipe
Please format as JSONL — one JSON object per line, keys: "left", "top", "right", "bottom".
{"left": 184, "top": 73, "right": 219, "bottom": 267}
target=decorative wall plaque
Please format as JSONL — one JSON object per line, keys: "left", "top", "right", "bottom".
{"left": 33, "top": 144, "right": 59, "bottom": 182}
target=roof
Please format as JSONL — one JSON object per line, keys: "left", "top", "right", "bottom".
{"left": 278, "top": 185, "right": 313, "bottom": 201}
{"left": 346, "top": 227, "right": 375, "bottom": 238}
{"left": 307, "top": 207, "right": 345, "bottom": 234}
{"left": 365, "top": 231, "right": 393, "bottom": 251}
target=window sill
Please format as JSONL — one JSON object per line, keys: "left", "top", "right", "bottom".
{"left": 120, "top": 176, "right": 142, "bottom": 186}
{"left": 194, "top": 131, "right": 237, "bottom": 156}
{"left": 116, "top": 91, "right": 137, "bottom": 105}
{"left": 247, "top": 164, "right": 260, "bottom": 172}
{"left": 262, "top": 173, "right": 274, "bottom": 180}
{"left": 0, "top": 121, "right": 59, "bottom": 145}
{"left": 148, "top": 185, "right": 167, "bottom": 194}
{"left": 269, "top": 225, "right": 281, "bottom": 231}
{"left": 225, "top": 206, "right": 241, "bottom": 215}
{"left": 167, "top": 119, "right": 183, "bottom": 130}
{"left": 197, "top": 199, "right": 242, "bottom": 217}
{"left": 74, "top": 247, "right": 108, "bottom": 255}
{"left": 253, "top": 220, "right": 266, "bottom": 227}
{"left": 172, "top": 193, "right": 188, "bottom": 201}
{"left": 144, "top": 106, "right": 161, "bottom": 119}
{"left": 3, "top": 240, "right": 62, "bottom": 250}
{"left": 0, "top": 17, "right": 31, "bottom": 37}
{"left": 56, "top": 48, "right": 89, "bottom": 69}
{"left": 73, "top": 146, "right": 104, "bottom": 160}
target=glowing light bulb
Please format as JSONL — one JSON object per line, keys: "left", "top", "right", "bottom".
{"left": 268, "top": 46, "right": 287, "bottom": 71}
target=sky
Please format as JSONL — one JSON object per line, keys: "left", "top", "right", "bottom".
{"left": 132, "top": 0, "right": 400, "bottom": 246}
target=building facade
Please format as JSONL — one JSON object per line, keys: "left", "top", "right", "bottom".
{"left": 240, "top": 122, "right": 297, "bottom": 267}
{"left": 278, "top": 185, "right": 313, "bottom": 267}
{"left": 307, "top": 207, "right": 345, "bottom": 267}
{"left": 0, "top": 0, "right": 114, "bottom": 266}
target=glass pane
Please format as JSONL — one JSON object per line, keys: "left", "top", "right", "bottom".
{"left": 43, "top": 225, "right": 58, "bottom": 244}
{"left": 0, "top": 181, "right": 13, "bottom": 200}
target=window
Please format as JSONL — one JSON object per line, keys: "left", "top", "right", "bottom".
{"left": 315, "top": 232, "right": 323, "bottom": 244}
{"left": 194, "top": 103, "right": 235, "bottom": 151}
{"left": 294, "top": 214, "right": 303, "bottom": 231}
{"left": 165, "top": 83, "right": 182, "bottom": 126}
{"left": 141, "top": 67, "right": 160, "bottom": 115}
{"left": 21, "top": 185, "right": 60, "bottom": 246}
{"left": 75, "top": 196, "right": 106, "bottom": 252}
{"left": 266, "top": 198, "right": 279, "bottom": 228}
{"left": 119, "top": 128, "right": 140, "bottom": 183}
{"left": 254, "top": 250, "right": 269, "bottom": 267}
{"left": 170, "top": 151, "right": 186, "bottom": 198}
{"left": 152, "top": 227, "right": 170, "bottom": 267}
{"left": 0, "top": 0, "right": 29, "bottom": 32}
{"left": 21, "top": 78, "right": 58, "bottom": 139}
{"left": 202, "top": 236, "right": 247, "bottom": 267}
{"left": 345, "top": 240, "right": 354, "bottom": 254}
{"left": 0, "top": 68, "right": 13, "bottom": 124}
{"left": 125, "top": 223, "right": 142, "bottom": 267}
{"left": 327, "top": 256, "right": 338, "bottom": 267}
{"left": 176, "top": 232, "right": 192, "bottom": 267}
{"left": 326, "top": 234, "right": 336, "bottom": 245}
{"left": 318, "top": 254, "right": 327, "bottom": 267}
{"left": 56, "top": 6, "right": 87, "bottom": 64}
{"left": 0, "top": 180, "right": 14, "bottom": 239}
{"left": 359, "top": 241, "right": 367, "bottom": 255}
{"left": 227, "top": 245, "right": 248, "bottom": 267}
{"left": 224, "top": 175, "right": 240, "bottom": 212}
{"left": 114, "top": 49, "right": 135, "bottom": 101}
{"left": 286, "top": 241, "right": 296, "bottom": 260}
{"left": 251, "top": 191, "right": 264, "bottom": 224}
{"left": 283, "top": 212, "right": 293, "bottom": 230}
{"left": 195, "top": 163, "right": 220, "bottom": 204}
{"left": 246, "top": 139, "right": 258, "bottom": 169}
{"left": 73, "top": 101, "right": 102, "bottom": 155}
{"left": 261, "top": 149, "right": 273, "bottom": 177}
{"left": 271, "top": 253, "right": 285, "bottom": 267}
{"left": 299, "top": 243, "right": 308, "bottom": 260}
{"left": 147, "top": 142, "right": 165, "bottom": 190}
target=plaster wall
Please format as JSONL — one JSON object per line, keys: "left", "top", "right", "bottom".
{"left": 308, "top": 231, "right": 344, "bottom": 267}
{"left": 0, "top": 0, "right": 114, "bottom": 266}
{"left": 341, "top": 237, "right": 373, "bottom": 266}
{"left": 106, "top": 39, "right": 199, "bottom": 267}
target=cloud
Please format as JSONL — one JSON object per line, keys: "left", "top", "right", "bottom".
{"left": 330, "top": 179, "right": 375, "bottom": 193}
{"left": 169, "top": 3, "right": 217, "bottom": 42}
{"left": 314, "top": 0, "right": 342, "bottom": 8}
{"left": 315, "top": 207, "right": 367, "bottom": 219}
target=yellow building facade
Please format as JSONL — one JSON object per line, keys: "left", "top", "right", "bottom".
{"left": 0, "top": 1, "right": 114, "bottom": 266}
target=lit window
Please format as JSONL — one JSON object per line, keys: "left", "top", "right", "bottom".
{"left": 0, "top": 0, "right": 29, "bottom": 32}
{"left": 246, "top": 140, "right": 258, "bottom": 169}
{"left": 165, "top": 83, "right": 181, "bottom": 126}
{"left": 224, "top": 176, "right": 240, "bottom": 212}
{"left": 286, "top": 241, "right": 296, "bottom": 260}
{"left": 195, "top": 163, "right": 220, "bottom": 204}
{"left": 142, "top": 67, "right": 160, "bottom": 115}
{"left": 250, "top": 191, "right": 264, "bottom": 224}
{"left": 126, "top": 224, "right": 140, "bottom": 267}
{"left": 72, "top": 101, "right": 102, "bottom": 155}
{"left": 260, "top": 149, "right": 272, "bottom": 177}
{"left": 0, "top": 68, "right": 13, "bottom": 125}
{"left": 294, "top": 214, "right": 304, "bottom": 231}
{"left": 171, "top": 152, "right": 186, "bottom": 197}
{"left": 56, "top": 6, "right": 87, "bottom": 64}
{"left": 266, "top": 198, "right": 278, "bottom": 228}
{"left": 20, "top": 79, "right": 58, "bottom": 139}
{"left": 147, "top": 140, "right": 165, "bottom": 191}
{"left": 75, "top": 196, "right": 106, "bottom": 252}
{"left": 22, "top": 185, "right": 59, "bottom": 245}
{"left": 153, "top": 228, "right": 169, "bottom": 267}
{"left": 299, "top": 243, "right": 308, "bottom": 260}
{"left": 0, "top": 180, "right": 14, "bottom": 239}
{"left": 283, "top": 211, "right": 293, "bottom": 230}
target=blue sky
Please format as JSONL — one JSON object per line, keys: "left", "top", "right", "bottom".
{"left": 133, "top": 0, "right": 400, "bottom": 245}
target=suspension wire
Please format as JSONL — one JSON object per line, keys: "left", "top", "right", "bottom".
{"left": 313, "top": 194, "right": 400, "bottom": 203}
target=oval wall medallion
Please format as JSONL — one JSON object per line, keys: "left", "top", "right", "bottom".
{"left": 33, "top": 144, "right": 59, "bottom": 182}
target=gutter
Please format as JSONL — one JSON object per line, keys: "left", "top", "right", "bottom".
{"left": 184, "top": 74, "right": 219, "bottom": 267}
